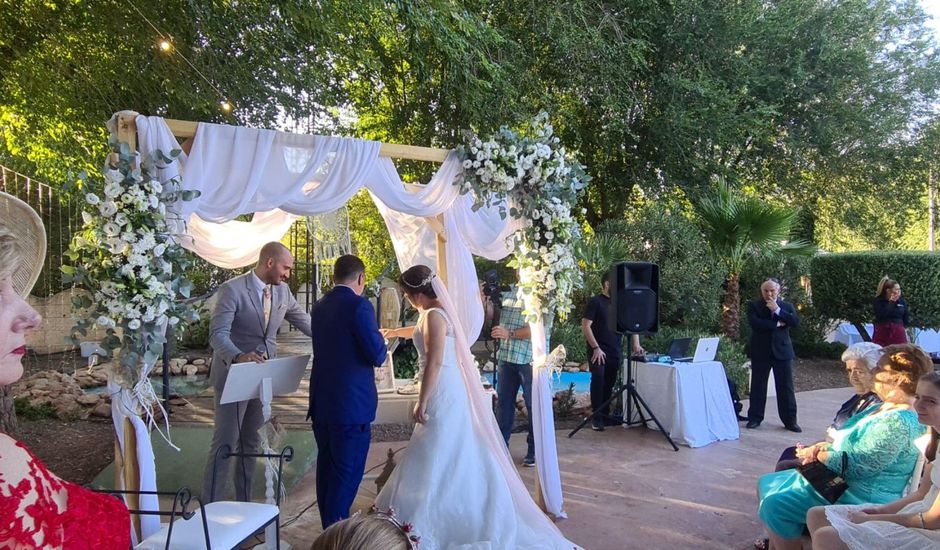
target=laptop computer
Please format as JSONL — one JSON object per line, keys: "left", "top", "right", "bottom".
{"left": 667, "top": 338, "right": 692, "bottom": 361}
{"left": 674, "top": 337, "right": 720, "bottom": 363}
{"left": 642, "top": 338, "right": 692, "bottom": 362}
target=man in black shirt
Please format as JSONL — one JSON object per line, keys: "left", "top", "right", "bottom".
{"left": 581, "top": 272, "right": 645, "bottom": 431}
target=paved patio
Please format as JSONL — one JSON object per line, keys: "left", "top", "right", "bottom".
{"left": 274, "top": 386, "right": 847, "bottom": 549}
{"left": 156, "top": 331, "right": 845, "bottom": 548}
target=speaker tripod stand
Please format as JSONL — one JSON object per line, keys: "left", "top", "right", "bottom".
{"left": 568, "top": 337, "right": 679, "bottom": 451}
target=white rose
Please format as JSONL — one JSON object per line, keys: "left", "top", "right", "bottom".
{"left": 105, "top": 168, "right": 123, "bottom": 184}
{"left": 149, "top": 180, "right": 163, "bottom": 193}
{"left": 153, "top": 243, "right": 167, "bottom": 257}
{"left": 127, "top": 319, "right": 141, "bottom": 330}
{"left": 96, "top": 315, "right": 114, "bottom": 328}
{"left": 104, "top": 181, "right": 122, "bottom": 199}
{"left": 99, "top": 201, "right": 118, "bottom": 217}
{"left": 85, "top": 193, "right": 101, "bottom": 205}
{"left": 103, "top": 222, "right": 121, "bottom": 237}
{"left": 462, "top": 159, "right": 473, "bottom": 169}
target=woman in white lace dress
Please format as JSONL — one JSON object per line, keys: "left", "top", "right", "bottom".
{"left": 375, "top": 265, "right": 580, "bottom": 550}
{"left": 807, "top": 371, "right": 940, "bottom": 549}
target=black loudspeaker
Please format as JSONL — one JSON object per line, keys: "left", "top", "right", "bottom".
{"left": 609, "top": 262, "right": 659, "bottom": 334}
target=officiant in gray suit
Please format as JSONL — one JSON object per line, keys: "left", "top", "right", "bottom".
{"left": 202, "top": 242, "right": 312, "bottom": 502}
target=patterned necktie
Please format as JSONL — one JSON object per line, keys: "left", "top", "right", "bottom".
{"left": 262, "top": 286, "right": 272, "bottom": 329}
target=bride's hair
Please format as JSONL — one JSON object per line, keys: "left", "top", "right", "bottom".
{"left": 399, "top": 265, "right": 437, "bottom": 299}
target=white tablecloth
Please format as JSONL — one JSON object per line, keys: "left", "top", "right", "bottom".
{"left": 627, "top": 360, "right": 740, "bottom": 448}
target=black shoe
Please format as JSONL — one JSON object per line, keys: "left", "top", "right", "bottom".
{"left": 591, "top": 420, "right": 605, "bottom": 431}
{"left": 522, "top": 456, "right": 535, "bottom": 467}
{"left": 785, "top": 424, "right": 802, "bottom": 433}
{"left": 746, "top": 420, "right": 761, "bottom": 429}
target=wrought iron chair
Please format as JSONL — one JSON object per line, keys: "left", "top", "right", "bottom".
{"left": 98, "top": 445, "right": 293, "bottom": 549}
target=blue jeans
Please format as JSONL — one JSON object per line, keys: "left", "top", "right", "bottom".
{"left": 495, "top": 361, "right": 535, "bottom": 460}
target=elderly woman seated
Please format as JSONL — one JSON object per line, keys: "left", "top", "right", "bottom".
{"left": 0, "top": 193, "right": 131, "bottom": 548}
{"left": 774, "top": 342, "right": 884, "bottom": 471}
{"left": 755, "top": 344, "right": 931, "bottom": 550}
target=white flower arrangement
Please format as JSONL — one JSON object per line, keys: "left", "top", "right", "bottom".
{"left": 64, "top": 140, "right": 201, "bottom": 385}
{"left": 455, "top": 113, "right": 590, "bottom": 322}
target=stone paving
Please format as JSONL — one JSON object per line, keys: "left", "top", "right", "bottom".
{"left": 159, "top": 330, "right": 846, "bottom": 549}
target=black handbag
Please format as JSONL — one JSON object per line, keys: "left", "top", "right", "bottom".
{"left": 797, "top": 453, "right": 849, "bottom": 504}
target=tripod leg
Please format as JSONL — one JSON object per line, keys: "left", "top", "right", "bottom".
{"left": 628, "top": 382, "right": 679, "bottom": 451}
{"left": 568, "top": 384, "right": 625, "bottom": 438}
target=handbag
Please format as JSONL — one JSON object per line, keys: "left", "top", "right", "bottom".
{"left": 797, "top": 453, "right": 849, "bottom": 504}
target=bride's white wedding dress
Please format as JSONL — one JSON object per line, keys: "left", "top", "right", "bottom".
{"left": 375, "top": 308, "right": 579, "bottom": 549}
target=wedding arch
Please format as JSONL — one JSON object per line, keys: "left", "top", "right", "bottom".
{"left": 100, "top": 110, "right": 576, "bottom": 539}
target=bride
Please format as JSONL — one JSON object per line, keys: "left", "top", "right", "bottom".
{"left": 376, "top": 265, "right": 580, "bottom": 549}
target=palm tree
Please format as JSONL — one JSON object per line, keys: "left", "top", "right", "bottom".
{"left": 692, "top": 178, "right": 813, "bottom": 340}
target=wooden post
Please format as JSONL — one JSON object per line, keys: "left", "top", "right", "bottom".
{"left": 433, "top": 215, "right": 448, "bottom": 287}
{"left": 114, "top": 113, "right": 142, "bottom": 540}
{"left": 123, "top": 417, "right": 142, "bottom": 541}
{"left": 117, "top": 113, "right": 138, "bottom": 166}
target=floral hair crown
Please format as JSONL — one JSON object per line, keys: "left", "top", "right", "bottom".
{"left": 368, "top": 505, "right": 420, "bottom": 548}
{"left": 402, "top": 272, "right": 435, "bottom": 289}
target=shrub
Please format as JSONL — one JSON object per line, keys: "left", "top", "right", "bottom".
{"left": 177, "top": 305, "right": 210, "bottom": 349}
{"left": 551, "top": 323, "right": 588, "bottom": 364}
{"left": 14, "top": 399, "right": 60, "bottom": 420}
{"left": 812, "top": 252, "right": 940, "bottom": 329}
{"left": 597, "top": 203, "right": 722, "bottom": 331}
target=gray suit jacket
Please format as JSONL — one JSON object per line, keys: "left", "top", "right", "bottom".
{"left": 209, "top": 272, "right": 312, "bottom": 391}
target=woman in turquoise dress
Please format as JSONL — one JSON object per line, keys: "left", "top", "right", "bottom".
{"left": 756, "top": 344, "right": 931, "bottom": 550}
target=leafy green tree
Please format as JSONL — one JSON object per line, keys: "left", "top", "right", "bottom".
{"left": 692, "top": 178, "right": 812, "bottom": 340}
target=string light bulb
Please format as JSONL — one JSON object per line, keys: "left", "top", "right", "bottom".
{"left": 158, "top": 39, "right": 172, "bottom": 52}
{"left": 220, "top": 100, "right": 233, "bottom": 113}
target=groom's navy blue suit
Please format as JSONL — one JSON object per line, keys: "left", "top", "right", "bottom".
{"left": 309, "top": 285, "right": 387, "bottom": 529}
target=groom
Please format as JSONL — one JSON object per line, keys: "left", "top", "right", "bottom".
{"left": 308, "top": 254, "right": 387, "bottom": 528}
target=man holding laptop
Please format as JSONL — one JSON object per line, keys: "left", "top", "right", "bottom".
{"left": 745, "top": 278, "right": 801, "bottom": 432}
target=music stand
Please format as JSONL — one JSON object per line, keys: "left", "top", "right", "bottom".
{"left": 220, "top": 354, "right": 310, "bottom": 549}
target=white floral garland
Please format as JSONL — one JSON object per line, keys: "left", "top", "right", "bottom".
{"left": 456, "top": 113, "right": 589, "bottom": 322}
{"left": 64, "top": 140, "right": 200, "bottom": 386}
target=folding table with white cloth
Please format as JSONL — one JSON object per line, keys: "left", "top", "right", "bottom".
{"left": 627, "top": 361, "right": 740, "bottom": 448}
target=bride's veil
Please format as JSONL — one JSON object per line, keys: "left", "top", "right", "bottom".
{"left": 430, "top": 276, "right": 570, "bottom": 540}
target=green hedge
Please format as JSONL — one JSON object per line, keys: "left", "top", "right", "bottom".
{"left": 812, "top": 252, "right": 940, "bottom": 328}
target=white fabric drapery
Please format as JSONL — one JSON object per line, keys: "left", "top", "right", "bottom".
{"left": 129, "top": 114, "right": 568, "bottom": 518}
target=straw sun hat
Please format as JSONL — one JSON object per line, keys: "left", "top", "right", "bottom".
{"left": 0, "top": 191, "right": 46, "bottom": 297}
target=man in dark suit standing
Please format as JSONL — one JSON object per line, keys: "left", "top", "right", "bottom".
{"left": 308, "top": 254, "right": 387, "bottom": 529}
{"left": 202, "top": 242, "right": 312, "bottom": 503}
{"left": 746, "top": 278, "right": 802, "bottom": 432}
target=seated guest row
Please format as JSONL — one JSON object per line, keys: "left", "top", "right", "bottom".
{"left": 756, "top": 343, "right": 932, "bottom": 550}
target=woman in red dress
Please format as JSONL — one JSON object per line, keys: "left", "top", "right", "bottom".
{"left": 0, "top": 192, "right": 131, "bottom": 549}
{"left": 872, "top": 277, "right": 910, "bottom": 346}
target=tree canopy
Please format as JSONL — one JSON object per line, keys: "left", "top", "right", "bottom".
{"left": 2, "top": 0, "right": 938, "bottom": 254}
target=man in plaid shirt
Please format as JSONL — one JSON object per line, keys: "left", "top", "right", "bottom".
{"left": 491, "top": 284, "right": 552, "bottom": 467}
